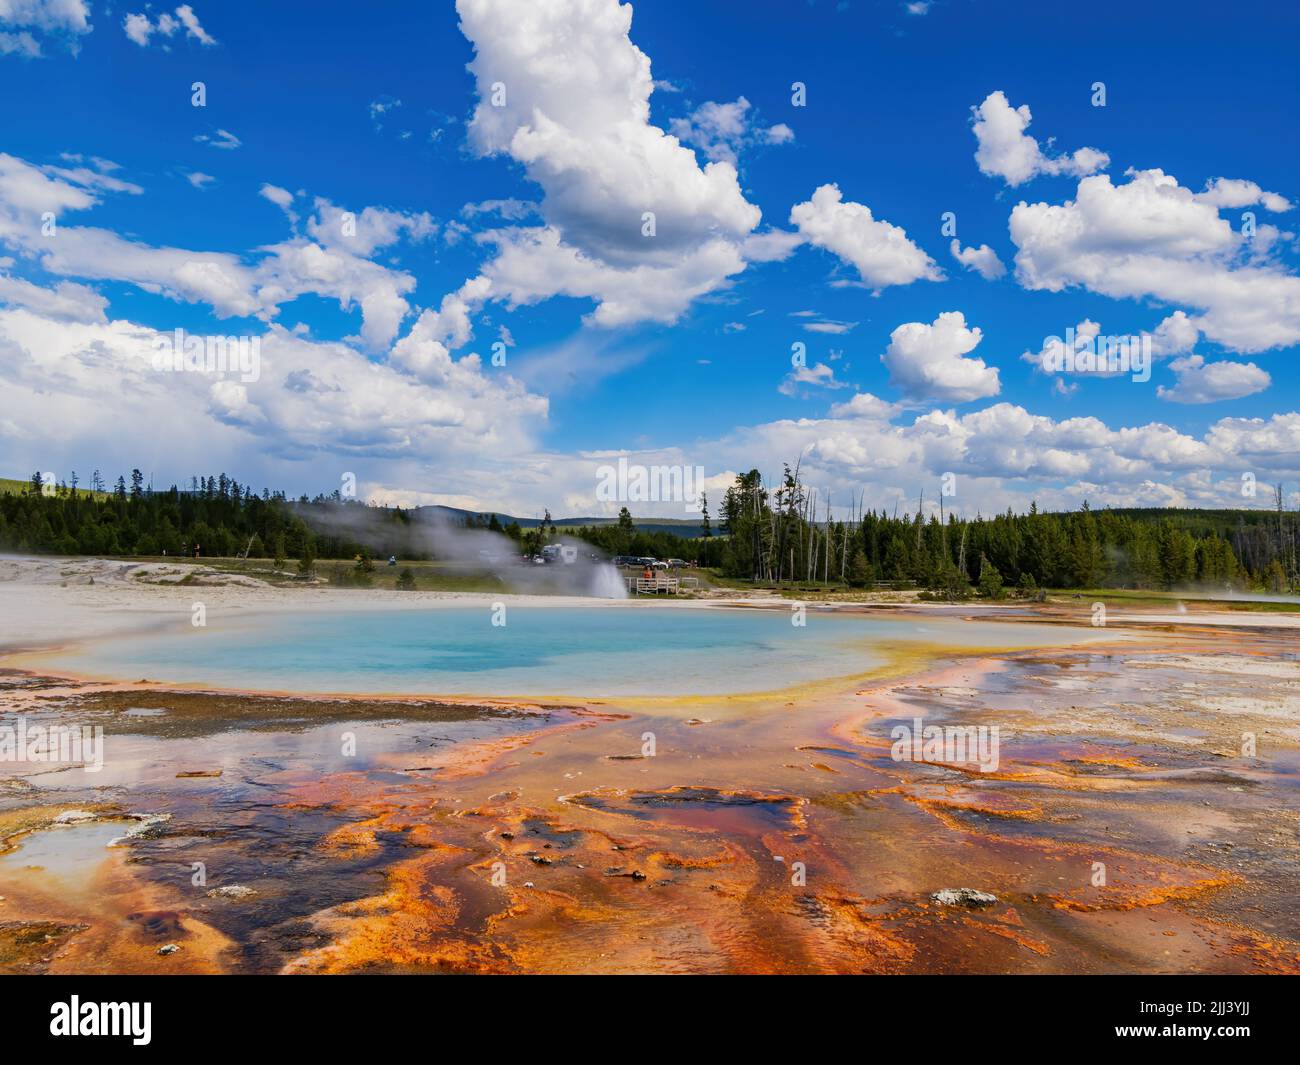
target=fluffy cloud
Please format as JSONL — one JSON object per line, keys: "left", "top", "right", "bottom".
{"left": 0, "top": 141, "right": 553, "bottom": 495}
{"left": 305, "top": 198, "right": 436, "bottom": 257}
{"left": 1206, "top": 412, "right": 1300, "bottom": 464}
{"left": 0, "top": 0, "right": 91, "bottom": 58}
{"left": 1157, "top": 355, "right": 1271, "bottom": 404}
{"left": 790, "top": 183, "right": 941, "bottom": 289}
{"left": 252, "top": 237, "right": 422, "bottom": 350}
{"left": 0, "top": 272, "right": 105, "bottom": 321}
{"left": 461, "top": 197, "right": 537, "bottom": 221}
{"left": 828, "top": 391, "right": 899, "bottom": 420}
{"left": 1021, "top": 318, "right": 1100, "bottom": 373}
{"left": 455, "top": 3, "right": 933, "bottom": 325}
{"left": 0, "top": 29, "right": 39, "bottom": 55}
{"left": 949, "top": 239, "right": 1005, "bottom": 279}
{"left": 124, "top": 5, "right": 214, "bottom": 48}
{"left": 123, "top": 13, "right": 154, "bottom": 46}
{"left": 0, "top": 151, "right": 98, "bottom": 215}
{"left": 740, "top": 226, "right": 804, "bottom": 263}
{"left": 971, "top": 91, "right": 1108, "bottom": 186}
{"left": 778, "top": 361, "right": 847, "bottom": 397}
{"left": 6, "top": 270, "right": 1299, "bottom": 520}
{"left": 0, "top": 152, "right": 432, "bottom": 349}
{"left": 880, "top": 311, "right": 1000, "bottom": 403}
{"left": 35, "top": 227, "right": 263, "bottom": 319}
{"left": 1196, "top": 177, "right": 1292, "bottom": 214}
{"left": 0, "top": 301, "right": 548, "bottom": 477}
{"left": 668, "top": 96, "right": 793, "bottom": 166}
{"left": 1020, "top": 317, "right": 1166, "bottom": 382}
{"left": 456, "top": 0, "right": 764, "bottom": 326}
{"left": 1021, "top": 311, "right": 1200, "bottom": 370}
{"left": 389, "top": 278, "right": 491, "bottom": 381}
{"left": 259, "top": 183, "right": 295, "bottom": 211}
{"left": 384, "top": 403, "right": 1300, "bottom": 517}
{"left": 1150, "top": 310, "right": 1200, "bottom": 356}
{"left": 1010, "top": 168, "right": 1300, "bottom": 351}
{"left": 173, "top": 4, "right": 212, "bottom": 43}
{"left": 583, "top": 398, "right": 1300, "bottom": 520}
{"left": 476, "top": 224, "right": 748, "bottom": 328}
{"left": 826, "top": 403, "right": 1217, "bottom": 491}
{"left": 459, "top": 0, "right": 759, "bottom": 260}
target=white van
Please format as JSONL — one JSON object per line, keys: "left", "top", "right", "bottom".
{"left": 540, "top": 543, "right": 578, "bottom": 564}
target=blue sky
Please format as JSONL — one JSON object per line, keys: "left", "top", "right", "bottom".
{"left": 1, "top": 0, "right": 1298, "bottom": 518}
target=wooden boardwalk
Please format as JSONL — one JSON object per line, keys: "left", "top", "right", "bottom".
{"left": 625, "top": 574, "right": 700, "bottom": 595}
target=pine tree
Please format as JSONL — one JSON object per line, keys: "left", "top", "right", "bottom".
{"left": 848, "top": 547, "right": 873, "bottom": 587}
{"left": 978, "top": 553, "right": 1004, "bottom": 599}
{"left": 297, "top": 538, "right": 317, "bottom": 578}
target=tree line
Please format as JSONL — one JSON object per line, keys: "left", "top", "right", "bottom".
{"left": 2, "top": 468, "right": 1296, "bottom": 594}
{"left": 713, "top": 466, "right": 1296, "bottom": 594}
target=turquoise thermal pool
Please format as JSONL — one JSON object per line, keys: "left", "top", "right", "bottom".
{"left": 28, "top": 605, "right": 1094, "bottom": 698}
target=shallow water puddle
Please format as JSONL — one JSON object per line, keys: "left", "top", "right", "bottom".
{"left": 0, "top": 820, "right": 125, "bottom": 884}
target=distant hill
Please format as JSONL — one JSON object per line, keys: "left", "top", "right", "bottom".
{"left": 0, "top": 477, "right": 112, "bottom": 502}
{"left": 413, "top": 504, "right": 713, "bottom": 539}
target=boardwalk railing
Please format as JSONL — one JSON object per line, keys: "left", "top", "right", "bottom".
{"left": 625, "top": 574, "right": 700, "bottom": 595}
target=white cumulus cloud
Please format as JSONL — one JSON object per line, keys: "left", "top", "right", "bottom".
{"left": 1010, "top": 167, "right": 1300, "bottom": 352}
{"left": 668, "top": 96, "right": 794, "bottom": 166}
{"left": 124, "top": 5, "right": 214, "bottom": 48}
{"left": 971, "top": 90, "right": 1109, "bottom": 187}
{"left": 455, "top": 0, "right": 763, "bottom": 327}
{"left": 1158, "top": 355, "right": 1271, "bottom": 404}
{"left": 1196, "top": 177, "right": 1292, "bottom": 214}
{"left": 949, "top": 239, "right": 1005, "bottom": 279}
{"left": 880, "top": 311, "right": 1000, "bottom": 403}
{"left": 790, "top": 183, "right": 941, "bottom": 290}
{"left": 0, "top": 152, "right": 435, "bottom": 350}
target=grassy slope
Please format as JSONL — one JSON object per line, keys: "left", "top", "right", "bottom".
{"left": 0, "top": 477, "right": 112, "bottom": 501}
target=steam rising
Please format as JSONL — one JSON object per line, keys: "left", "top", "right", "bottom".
{"left": 297, "top": 503, "right": 627, "bottom": 599}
